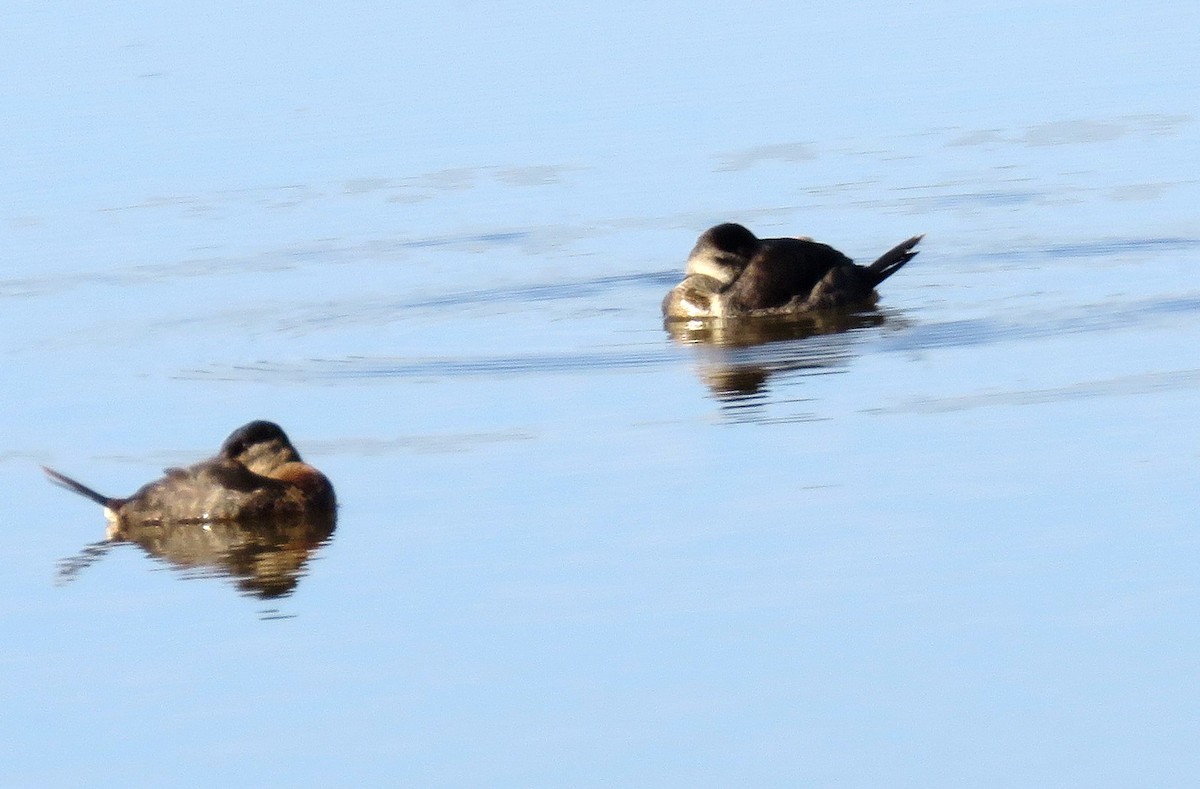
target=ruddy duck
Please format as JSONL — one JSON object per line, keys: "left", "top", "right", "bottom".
{"left": 44, "top": 420, "right": 336, "bottom": 529}
{"left": 663, "top": 223, "right": 922, "bottom": 319}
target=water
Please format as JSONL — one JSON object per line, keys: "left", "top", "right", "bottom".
{"left": 4, "top": 2, "right": 1200, "bottom": 786}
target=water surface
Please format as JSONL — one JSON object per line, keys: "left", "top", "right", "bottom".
{"left": 3, "top": 2, "right": 1200, "bottom": 786}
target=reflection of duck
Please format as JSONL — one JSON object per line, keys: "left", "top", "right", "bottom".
{"left": 58, "top": 512, "right": 336, "bottom": 599}
{"left": 44, "top": 420, "right": 336, "bottom": 530}
{"left": 663, "top": 223, "right": 922, "bottom": 319}
{"left": 667, "top": 309, "right": 905, "bottom": 405}
{"left": 665, "top": 307, "right": 886, "bottom": 348}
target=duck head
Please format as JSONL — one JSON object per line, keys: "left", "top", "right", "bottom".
{"left": 219, "top": 420, "right": 303, "bottom": 476}
{"left": 684, "top": 222, "right": 761, "bottom": 286}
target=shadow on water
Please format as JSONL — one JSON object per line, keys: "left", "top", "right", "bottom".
{"left": 57, "top": 512, "right": 337, "bottom": 601}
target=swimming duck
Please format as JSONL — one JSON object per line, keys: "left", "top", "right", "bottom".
{"left": 44, "top": 420, "right": 335, "bottom": 528}
{"left": 663, "top": 223, "right": 922, "bottom": 319}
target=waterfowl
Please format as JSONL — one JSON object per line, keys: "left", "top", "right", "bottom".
{"left": 663, "top": 222, "right": 922, "bottom": 319}
{"left": 44, "top": 420, "right": 335, "bottom": 529}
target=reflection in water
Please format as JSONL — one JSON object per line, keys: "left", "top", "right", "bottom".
{"left": 665, "top": 309, "right": 886, "bottom": 348}
{"left": 665, "top": 310, "right": 892, "bottom": 409}
{"left": 58, "top": 512, "right": 336, "bottom": 600}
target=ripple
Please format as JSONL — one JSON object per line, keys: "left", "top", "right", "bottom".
{"left": 870, "top": 368, "right": 1200, "bottom": 414}
{"left": 0, "top": 230, "right": 535, "bottom": 299}
{"left": 176, "top": 291, "right": 1200, "bottom": 388}
{"left": 714, "top": 142, "right": 816, "bottom": 172}
{"left": 877, "top": 294, "right": 1200, "bottom": 352}
{"left": 975, "top": 237, "right": 1200, "bottom": 263}
{"left": 947, "top": 114, "right": 1192, "bottom": 147}
{"left": 276, "top": 271, "right": 679, "bottom": 333}
{"left": 303, "top": 431, "right": 535, "bottom": 455}
{"left": 179, "top": 345, "right": 684, "bottom": 382}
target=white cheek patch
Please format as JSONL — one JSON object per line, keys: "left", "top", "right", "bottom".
{"left": 686, "top": 257, "right": 739, "bottom": 286}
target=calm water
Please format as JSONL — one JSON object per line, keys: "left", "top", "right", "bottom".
{"left": 4, "top": 2, "right": 1200, "bottom": 786}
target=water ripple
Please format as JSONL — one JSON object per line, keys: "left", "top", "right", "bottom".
{"left": 177, "top": 293, "right": 1200, "bottom": 386}
{"left": 0, "top": 230, "right": 535, "bottom": 299}
{"left": 277, "top": 271, "right": 680, "bottom": 332}
{"left": 976, "top": 237, "right": 1200, "bottom": 263}
{"left": 878, "top": 294, "right": 1200, "bottom": 352}
{"left": 180, "top": 346, "right": 684, "bottom": 382}
{"left": 871, "top": 368, "right": 1200, "bottom": 414}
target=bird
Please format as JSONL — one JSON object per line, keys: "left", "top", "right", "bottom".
{"left": 663, "top": 222, "right": 922, "bottom": 319}
{"left": 43, "top": 420, "right": 335, "bottom": 528}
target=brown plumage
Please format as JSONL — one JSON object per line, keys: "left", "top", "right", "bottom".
{"left": 44, "top": 420, "right": 335, "bottom": 529}
{"left": 663, "top": 223, "right": 922, "bottom": 319}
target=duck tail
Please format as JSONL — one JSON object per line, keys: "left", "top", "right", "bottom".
{"left": 866, "top": 234, "right": 923, "bottom": 286}
{"left": 43, "top": 466, "right": 118, "bottom": 508}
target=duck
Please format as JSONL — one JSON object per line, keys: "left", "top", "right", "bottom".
{"left": 663, "top": 222, "right": 922, "bottom": 319}
{"left": 44, "top": 420, "right": 335, "bottom": 529}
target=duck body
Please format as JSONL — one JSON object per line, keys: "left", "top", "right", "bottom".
{"left": 663, "top": 223, "right": 922, "bottom": 320}
{"left": 44, "top": 420, "right": 335, "bottom": 529}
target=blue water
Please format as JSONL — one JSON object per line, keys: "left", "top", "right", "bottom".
{"left": 3, "top": 2, "right": 1200, "bottom": 786}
